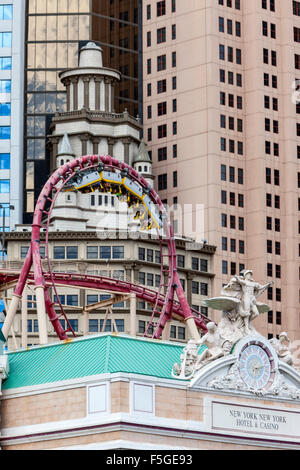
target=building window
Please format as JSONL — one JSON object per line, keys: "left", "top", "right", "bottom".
{"left": 172, "top": 24, "right": 176, "bottom": 40}
{"left": 0, "top": 5, "right": 13, "bottom": 20}
{"left": 87, "top": 295, "right": 98, "bottom": 306}
{"left": 0, "top": 127, "right": 10, "bottom": 139}
{"left": 157, "top": 0, "right": 166, "bottom": 16}
{"left": 219, "top": 44, "right": 225, "bottom": 60}
{"left": 222, "top": 260, "right": 228, "bottom": 275}
{"left": 222, "top": 237, "right": 228, "bottom": 251}
{"left": 173, "top": 144, "right": 177, "bottom": 158}
{"left": 172, "top": 98, "right": 177, "bottom": 112}
{"left": 276, "top": 265, "right": 281, "bottom": 279}
{"left": 276, "top": 311, "right": 281, "bottom": 325}
{"left": 294, "top": 27, "right": 300, "bottom": 43}
{"left": 236, "top": 48, "right": 242, "bottom": 64}
{"left": 147, "top": 4, "right": 151, "bottom": 19}
{"left": 67, "top": 296, "right": 79, "bottom": 307}
{"left": 100, "top": 246, "right": 111, "bottom": 259}
{"left": 177, "top": 327, "right": 185, "bottom": 340}
{"left": 219, "top": 17, "right": 225, "bottom": 33}
{"left": 221, "top": 190, "right": 227, "bottom": 204}
{"left": 87, "top": 246, "right": 98, "bottom": 259}
{"left": 192, "top": 258, "right": 199, "bottom": 271}
{"left": 0, "top": 153, "right": 10, "bottom": 170}
{"left": 139, "top": 320, "right": 146, "bottom": 334}
{"left": 276, "top": 288, "right": 281, "bottom": 302}
{"left": 192, "top": 281, "right": 199, "bottom": 295}
{"left": 275, "top": 218, "right": 280, "bottom": 232}
{"left": 147, "top": 273, "right": 154, "bottom": 286}
{"left": 158, "top": 173, "right": 167, "bottom": 190}
{"left": 113, "top": 246, "right": 124, "bottom": 259}
{"left": 0, "top": 57, "right": 11, "bottom": 70}
{"left": 157, "top": 79, "right": 167, "bottom": 93}
{"left": 221, "top": 164, "right": 226, "bottom": 181}
{"left": 158, "top": 124, "right": 167, "bottom": 138}
{"left": 138, "top": 247, "right": 146, "bottom": 261}
{"left": 221, "top": 213, "right": 227, "bottom": 227}
{"left": 54, "top": 246, "right": 65, "bottom": 260}
{"left": 177, "top": 255, "right": 185, "bottom": 268}
{"left": 0, "top": 32, "right": 12, "bottom": 48}
{"left": 147, "top": 249, "right": 154, "bottom": 263}
{"left": 238, "top": 194, "right": 244, "bottom": 208}
{"left": 157, "top": 54, "right": 166, "bottom": 71}
{"left": 66, "top": 246, "right": 78, "bottom": 260}
{"left": 173, "top": 171, "right": 178, "bottom": 188}
{"left": 21, "top": 246, "right": 29, "bottom": 259}
{"left": 172, "top": 51, "right": 177, "bottom": 67}
{"left": 230, "top": 239, "right": 236, "bottom": 253}
{"left": 0, "top": 102, "right": 10, "bottom": 116}
{"left": 157, "top": 27, "right": 166, "bottom": 44}
{"left": 158, "top": 147, "right": 167, "bottom": 161}
{"left": 293, "top": 1, "right": 300, "bottom": 15}
{"left": 220, "top": 137, "right": 226, "bottom": 151}
{"left": 89, "top": 319, "right": 98, "bottom": 332}
{"left": 157, "top": 102, "right": 167, "bottom": 116}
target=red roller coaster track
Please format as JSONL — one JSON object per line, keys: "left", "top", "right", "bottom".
{"left": 1, "top": 155, "right": 210, "bottom": 342}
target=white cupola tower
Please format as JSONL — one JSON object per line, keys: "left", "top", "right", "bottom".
{"left": 133, "top": 141, "right": 154, "bottom": 187}
{"left": 56, "top": 133, "right": 75, "bottom": 168}
{"left": 48, "top": 43, "right": 144, "bottom": 232}
{"left": 59, "top": 42, "right": 120, "bottom": 114}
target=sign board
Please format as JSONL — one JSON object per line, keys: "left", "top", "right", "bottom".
{"left": 212, "top": 401, "right": 300, "bottom": 441}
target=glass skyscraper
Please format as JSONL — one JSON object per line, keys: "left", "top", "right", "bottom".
{"left": 24, "top": 0, "right": 141, "bottom": 223}
{"left": 0, "top": 1, "right": 25, "bottom": 234}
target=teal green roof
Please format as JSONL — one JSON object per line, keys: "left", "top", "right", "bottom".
{"left": 2, "top": 334, "right": 207, "bottom": 391}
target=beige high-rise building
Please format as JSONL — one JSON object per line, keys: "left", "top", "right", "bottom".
{"left": 143, "top": 0, "right": 300, "bottom": 341}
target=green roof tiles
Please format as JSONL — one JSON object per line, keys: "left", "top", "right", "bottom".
{"left": 2, "top": 334, "right": 189, "bottom": 390}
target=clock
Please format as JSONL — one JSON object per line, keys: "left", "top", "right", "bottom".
{"left": 239, "top": 340, "right": 276, "bottom": 391}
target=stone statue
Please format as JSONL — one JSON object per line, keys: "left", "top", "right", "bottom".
{"left": 270, "top": 332, "right": 294, "bottom": 367}
{"left": 171, "top": 269, "right": 300, "bottom": 385}
{"left": 195, "top": 322, "right": 224, "bottom": 370}
{"left": 172, "top": 339, "right": 199, "bottom": 379}
{"left": 222, "top": 270, "right": 274, "bottom": 335}
{"left": 203, "top": 270, "right": 273, "bottom": 349}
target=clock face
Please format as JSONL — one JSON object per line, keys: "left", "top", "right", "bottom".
{"left": 239, "top": 341, "right": 275, "bottom": 390}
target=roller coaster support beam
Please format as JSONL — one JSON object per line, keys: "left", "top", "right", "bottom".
{"left": 129, "top": 293, "right": 137, "bottom": 336}
{"left": 2, "top": 247, "right": 33, "bottom": 341}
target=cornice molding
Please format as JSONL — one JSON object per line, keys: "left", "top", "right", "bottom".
{"left": 50, "top": 109, "right": 142, "bottom": 131}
